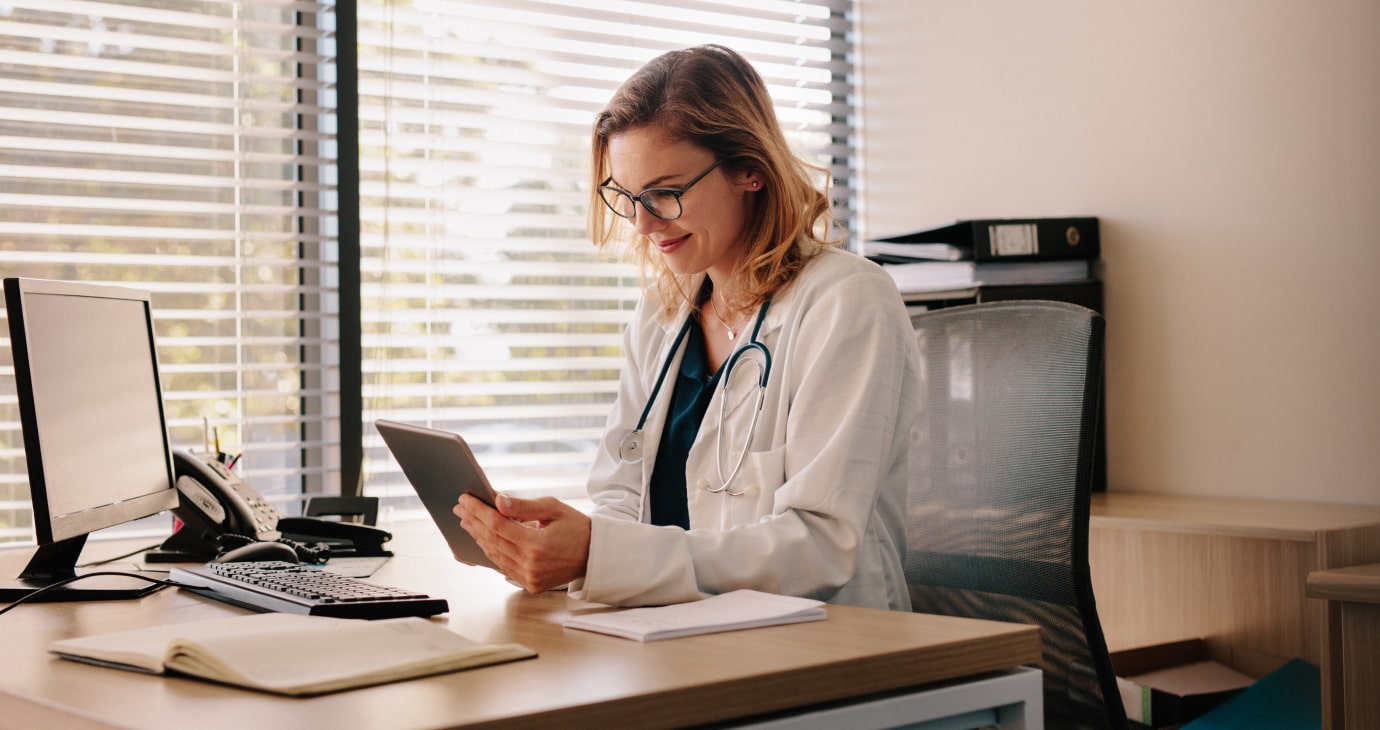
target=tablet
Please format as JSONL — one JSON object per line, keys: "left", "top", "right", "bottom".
{"left": 375, "top": 419, "right": 499, "bottom": 570}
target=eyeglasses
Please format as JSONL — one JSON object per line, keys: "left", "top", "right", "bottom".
{"left": 598, "top": 158, "right": 725, "bottom": 221}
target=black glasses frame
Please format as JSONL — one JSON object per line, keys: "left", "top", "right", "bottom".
{"left": 598, "top": 158, "right": 726, "bottom": 221}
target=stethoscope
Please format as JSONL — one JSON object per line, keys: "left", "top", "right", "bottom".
{"left": 617, "top": 299, "right": 773, "bottom": 496}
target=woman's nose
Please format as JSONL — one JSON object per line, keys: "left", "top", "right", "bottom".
{"left": 632, "top": 205, "right": 667, "bottom": 235}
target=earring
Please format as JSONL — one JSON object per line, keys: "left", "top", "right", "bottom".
{"left": 750, "top": 181, "right": 760, "bottom": 188}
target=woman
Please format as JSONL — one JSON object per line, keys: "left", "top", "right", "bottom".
{"left": 455, "top": 45, "right": 922, "bottom": 610}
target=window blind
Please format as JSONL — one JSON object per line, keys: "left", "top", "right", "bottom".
{"left": 0, "top": 0, "right": 340, "bottom": 543}
{"left": 357, "top": 0, "right": 855, "bottom": 514}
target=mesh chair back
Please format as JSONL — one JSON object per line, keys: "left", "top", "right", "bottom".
{"left": 905, "top": 300, "right": 1123, "bottom": 728}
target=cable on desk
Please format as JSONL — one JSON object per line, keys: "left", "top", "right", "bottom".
{"left": 0, "top": 571, "right": 214, "bottom": 618}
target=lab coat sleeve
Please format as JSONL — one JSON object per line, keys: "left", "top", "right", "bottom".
{"left": 565, "top": 295, "right": 676, "bottom": 601}
{"left": 576, "top": 259, "right": 918, "bottom": 607}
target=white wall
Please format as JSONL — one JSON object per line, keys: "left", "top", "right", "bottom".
{"left": 857, "top": 0, "right": 1380, "bottom": 505}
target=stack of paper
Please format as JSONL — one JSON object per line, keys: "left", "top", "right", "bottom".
{"left": 564, "top": 589, "right": 827, "bottom": 641}
{"left": 881, "top": 258, "right": 1092, "bottom": 295}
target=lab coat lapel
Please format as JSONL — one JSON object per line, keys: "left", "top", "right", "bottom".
{"left": 637, "top": 306, "right": 695, "bottom": 518}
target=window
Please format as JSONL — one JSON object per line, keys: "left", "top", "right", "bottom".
{"left": 0, "top": 0, "right": 855, "bottom": 542}
{"left": 357, "top": 1, "right": 856, "bottom": 516}
{"left": 0, "top": 1, "right": 339, "bottom": 544}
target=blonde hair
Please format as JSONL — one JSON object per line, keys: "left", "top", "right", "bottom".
{"left": 588, "top": 45, "right": 840, "bottom": 319}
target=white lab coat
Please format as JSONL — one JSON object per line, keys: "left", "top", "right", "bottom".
{"left": 568, "top": 247, "right": 922, "bottom": 610}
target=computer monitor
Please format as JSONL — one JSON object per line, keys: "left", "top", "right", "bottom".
{"left": 1, "top": 278, "right": 179, "bottom": 602}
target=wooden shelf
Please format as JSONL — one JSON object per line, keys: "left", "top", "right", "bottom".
{"left": 1307, "top": 562, "right": 1380, "bottom": 604}
{"left": 1092, "top": 492, "right": 1380, "bottom": 542}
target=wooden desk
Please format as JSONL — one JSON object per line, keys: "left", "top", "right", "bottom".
{"left": 1307, "top": 563, "right": 1380, "bottom": 730}
{"left": 0, "top": 528, "right": 1041, "bottom": 730}
{"left": 1089, "top": 492, "right": 1380, "bottom": 730}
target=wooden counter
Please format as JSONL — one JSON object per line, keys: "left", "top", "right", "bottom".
{"left": 1089, "top": 492, "right": 1380, "bottom": 729}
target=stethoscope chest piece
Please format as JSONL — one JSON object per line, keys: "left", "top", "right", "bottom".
{"left": 618, "top": 430, "right": 645, "bottom": 463}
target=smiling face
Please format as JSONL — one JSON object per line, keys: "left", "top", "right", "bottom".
{"left": 605, "top": 127, "right": 761, "bottom": 285}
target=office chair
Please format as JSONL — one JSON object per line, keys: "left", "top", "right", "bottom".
{"left": 904, "top": 300, "right": 1125, "bottom": 729}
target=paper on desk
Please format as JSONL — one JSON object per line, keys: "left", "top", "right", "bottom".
{"left": 564, "top": 589, "right": 827, "bottom": 641}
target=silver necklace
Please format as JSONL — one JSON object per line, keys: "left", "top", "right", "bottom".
{"left": 707, "top": 293, "right": 741, "bottom": 341}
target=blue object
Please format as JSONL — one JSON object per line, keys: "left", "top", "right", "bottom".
{"left": 1181, "top": 658, "right": 1320, "bottom": 730}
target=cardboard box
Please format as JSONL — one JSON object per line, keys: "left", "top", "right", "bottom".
{"left": 1110, "top": 638, "right": 1288, "bottom": 729}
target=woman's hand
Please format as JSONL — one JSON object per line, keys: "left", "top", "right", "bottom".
{"left": 453, "top": 493, "right": 591, "bottom": 594}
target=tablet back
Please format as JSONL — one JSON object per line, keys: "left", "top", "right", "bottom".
{"left": 375, "top": 419, "right": 498, "bottom": 570}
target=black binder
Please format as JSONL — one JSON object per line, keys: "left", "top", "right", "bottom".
{"left": 875, "top": 217, "right": 1099, "bottom": 262}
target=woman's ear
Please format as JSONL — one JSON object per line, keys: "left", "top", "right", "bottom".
{"left": 740, "top": 173, "right": 763, "bottom": 193}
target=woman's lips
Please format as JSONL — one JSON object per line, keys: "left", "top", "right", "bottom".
{"left": 656, "top": 234, "right": 688, "bottom": 254}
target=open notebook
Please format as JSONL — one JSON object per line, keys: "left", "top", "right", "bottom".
{"left": 50, "top": 613, "right": 534, "bottom": 696}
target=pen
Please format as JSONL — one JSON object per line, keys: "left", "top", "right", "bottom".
{"left": 212, "top": 426, "right": 230, "bottom": 464}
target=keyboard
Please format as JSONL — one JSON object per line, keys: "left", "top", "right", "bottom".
{"left": 169, "top": 562, "right": 449, "bottom": 619}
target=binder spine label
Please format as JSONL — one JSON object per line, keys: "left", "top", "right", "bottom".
{"left": 988, "top": 223, "right": 1039, "bottom": 257}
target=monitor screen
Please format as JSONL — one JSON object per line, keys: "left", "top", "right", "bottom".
{"left": 2, "top": 278, "right": 178, "bottom": 602}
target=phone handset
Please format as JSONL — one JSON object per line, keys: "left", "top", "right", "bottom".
{"left": 175, "top": 450, "right": 282, "bottom": 539}
{"left": 147, "top": 449, "right": 394, "bottom": 563}
{"left": 146, "top": 450, "right": 284, "bottom": 563}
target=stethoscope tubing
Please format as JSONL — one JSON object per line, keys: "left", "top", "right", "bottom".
{"left": 618, "top": 299, "right": 772, "bottom": 498}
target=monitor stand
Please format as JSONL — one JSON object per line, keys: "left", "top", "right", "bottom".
{"left": 0, "top": 534, "right": 166, "bottom": 603}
